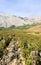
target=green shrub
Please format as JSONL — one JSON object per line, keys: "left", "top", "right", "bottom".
{"left": 5, "top": 37, "right": 11, "bottom": 47}
{"left": 0, "top": 36, "right": 3, "bottom": 41}
{"left": 0, "top": 42, "right": 5, "bottom": 58}
{"left": 0, "top": 50, "right": 3, "bottom": 58}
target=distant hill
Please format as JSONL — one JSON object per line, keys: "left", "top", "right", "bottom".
{"left": 8, "top": 25, "right": 16, "bottom": 29}
{"left": 0, "top": 27, "right": 5, "bottom": 30}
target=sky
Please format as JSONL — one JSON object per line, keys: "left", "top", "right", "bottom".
{"left": 0, "top": 0, "right": 41, "bottom": 17}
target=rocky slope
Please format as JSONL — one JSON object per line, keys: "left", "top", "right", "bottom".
{"left": 0, "top": 38, "right": 25, "bottom": 65}
{"left": 0, "top": 14, "right": 41, "bottom": 28}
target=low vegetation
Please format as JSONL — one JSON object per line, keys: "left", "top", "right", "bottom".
{"left": 0, "top": 24, "right": 41, "bottom": 65}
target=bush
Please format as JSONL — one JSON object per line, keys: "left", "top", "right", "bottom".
{"left": 0, "top": 42, "right": 4, "bottom": 58}
{"left": 22, "top": 39, "right": 28, "bottom": 49}
{"left": 0, "top": 36, "right": 3, "bottom": 41}
{"left": 0, "top": 50, "right": 3, "bottom": 58}
{"left": 5, "top": 37, "right": 11, "bottom": 47}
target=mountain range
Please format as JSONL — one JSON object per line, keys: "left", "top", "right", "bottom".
{"left": 0, "top": 14, "right": 41, "bottom": 28}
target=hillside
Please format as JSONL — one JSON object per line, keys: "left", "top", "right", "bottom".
{"left": 0, "top": 14, "right": 41, "bottom": 28}
{"left": 0, "top": 25, "right": 41, "bottom": 65}
{"left": 27, "top": 25, "right": 41, "bottom": 32}
{"left": 25, "top": 24, "right": 41, "bottom": 36}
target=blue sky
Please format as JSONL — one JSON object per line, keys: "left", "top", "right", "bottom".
{"left": 0, "top": 0, "right": 41, "bottom": 17}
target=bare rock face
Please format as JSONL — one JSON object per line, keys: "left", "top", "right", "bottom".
{"left": 0, "top": 14, "right": 27, "bottom": 28}
{"left": 0, "top": 14, "right": 41, "bottom": 28}
{"left": 0, "top": 39, "right": 25, "bottom": 65}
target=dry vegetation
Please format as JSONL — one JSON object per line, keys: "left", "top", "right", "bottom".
{"left": 0, "top": 24, "right": 41, "bottom": 65}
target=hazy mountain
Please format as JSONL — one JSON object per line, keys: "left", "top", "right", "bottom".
{"left": 0, "top": 14, "right": 41, "bottom": 28}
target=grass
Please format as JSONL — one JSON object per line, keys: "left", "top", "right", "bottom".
{"left": 0, "top": 24, "right": 41, "bottom": 65}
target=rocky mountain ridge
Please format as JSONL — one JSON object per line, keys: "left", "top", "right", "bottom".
{"left": 0, "top": 14, "right": 41, "bottom": 28}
